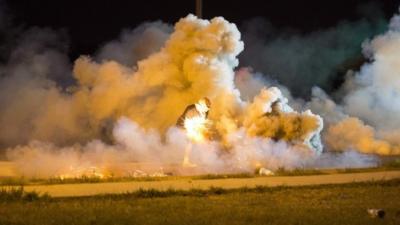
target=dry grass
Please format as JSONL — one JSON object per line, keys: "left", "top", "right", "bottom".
{"left": 0, "top": 179, "right": 399, "bottom": 225}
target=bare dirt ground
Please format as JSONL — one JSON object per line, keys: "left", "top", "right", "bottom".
{"left": 7, "top": 171, "right": 400, "bottom": 197}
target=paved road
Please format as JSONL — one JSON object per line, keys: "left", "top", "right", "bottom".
{"left": 4, "top": 170, "right": 399, "bottom": 197}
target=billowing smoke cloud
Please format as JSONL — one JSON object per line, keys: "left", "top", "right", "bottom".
{"left": 1, "top": 14, "right": 330, "bottom": 177}
{"left": 0, "top": 27, "right": 74, "bottom": 148}
{"left": 305, "top": 9, "right": 400, "bottom": 156}
{"left": 95, "top": 21, "right": 172, "bottom": 66}
{"left": 239, "top": 4, "right": 386, "bottom": 97}
{"left": 342, "top": 12, "right": 400, "bottom": 131}
{"left": 5, "top": 117, "right": 318, "bottom": 178}
{"left": 235, "top": 5, "right": 400, "bottom": 157}
{"left": 2, "top": 3, "right": 400, "bottom": 178}
{"left": 306, "top": 88, "right": 396, "bottom": 155}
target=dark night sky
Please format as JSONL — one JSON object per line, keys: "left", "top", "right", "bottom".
{"left": 3, "top": 0, "right": 400, "bottom": 58}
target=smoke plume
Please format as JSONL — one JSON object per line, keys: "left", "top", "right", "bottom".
{"left": 1, "top": 14, "right": 329, "bottom": 177}
{"left": 239, "top": 3, "right": 386, "bottom": 97}
{"left": 2, "top": 4, "right": 400, "bottom": 178}
{"left": 308, "top": 9, "right": 400, "bottom": 155}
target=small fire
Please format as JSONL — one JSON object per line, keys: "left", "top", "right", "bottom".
{"left": 183, "top": 99, "right": 210, "bottom": 142}
{"left": 57, "top": 166, "right": 106, "bottom": 180}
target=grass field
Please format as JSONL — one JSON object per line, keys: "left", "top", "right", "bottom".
{"left": 0, "top": 179, "right": 399, "bottom": 225}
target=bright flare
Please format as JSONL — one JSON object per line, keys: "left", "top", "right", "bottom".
{"left": 182, "top": 99, "right": 211, "bottom": 168}
{"left": 184, "top": 99, "right": 210, "bottom": 143}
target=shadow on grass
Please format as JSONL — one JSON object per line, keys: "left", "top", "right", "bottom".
{"left": 0, "top": 186, "right": 50, "bottom": 202}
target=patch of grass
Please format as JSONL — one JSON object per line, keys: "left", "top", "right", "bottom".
{"left": 0, "top": 175, "right": 180, "bottom": 186}
{"left": 274, "top": 167, "right": 325, "bottom": 176}
{"left": 1, "top": 174, "right": 257, "bottom": 186}
{"left": 91, "top": 187, "right": 229, "bottom": 200}
{"left": 0, "top": 177, "right": 28, "bottom": 186}
{"left": 275, "top": 165, "right": 400, "bottom": 176}
{"left": 69, "top": 179, "right": 400, "bottom": 200}
{"left": 0, "top": 186, "right": 50, "bottom": 201}
{"left": 381, "top": 158, "right": 400, "bottom": 169}
{"left": 0, "top": 179, "right": 399, "bottom": 225}
{"left": 193, "top": 173, "right": 255, "bottom": 180}
{"left": 2, "top": 164, "right": 400, "bottom": 186}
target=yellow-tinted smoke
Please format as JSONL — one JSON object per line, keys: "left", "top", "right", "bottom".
{"left": 325, "top": 117, "right": 400, "bottom": 155}
{"left": 3, "top": 15, "right": 327, "bottom": 177}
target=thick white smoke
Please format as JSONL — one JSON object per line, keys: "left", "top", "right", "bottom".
{"left": 239, "top": 3, "right": 386, "bottom": 97}
{"left": 235, "top": 7, "right": 400, "bottom": 157}
{"left": 4, "top": 5, "right": 400, "bottom": 178}
{"left": 307, "top": 9, "right": 400, "bottom": 156}
{"left": 95, "top": 21, "right": 172, "bottom": 66}
{"left": 3, "top": 15, "right": 329, "bottom": 177}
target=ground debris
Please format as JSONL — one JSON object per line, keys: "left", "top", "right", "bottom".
{"left": 367, "top": 208, "right": 385, "bottom": 218}
{"left": 258, "top": 168, "right": 274, "bottom": 176}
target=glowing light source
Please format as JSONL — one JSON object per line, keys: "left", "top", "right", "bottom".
{"left": 183, "top": 99, "right": 210, "bottom": 142}
{"left": 181, "top": 98, "right": 211, "bottom": 167}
